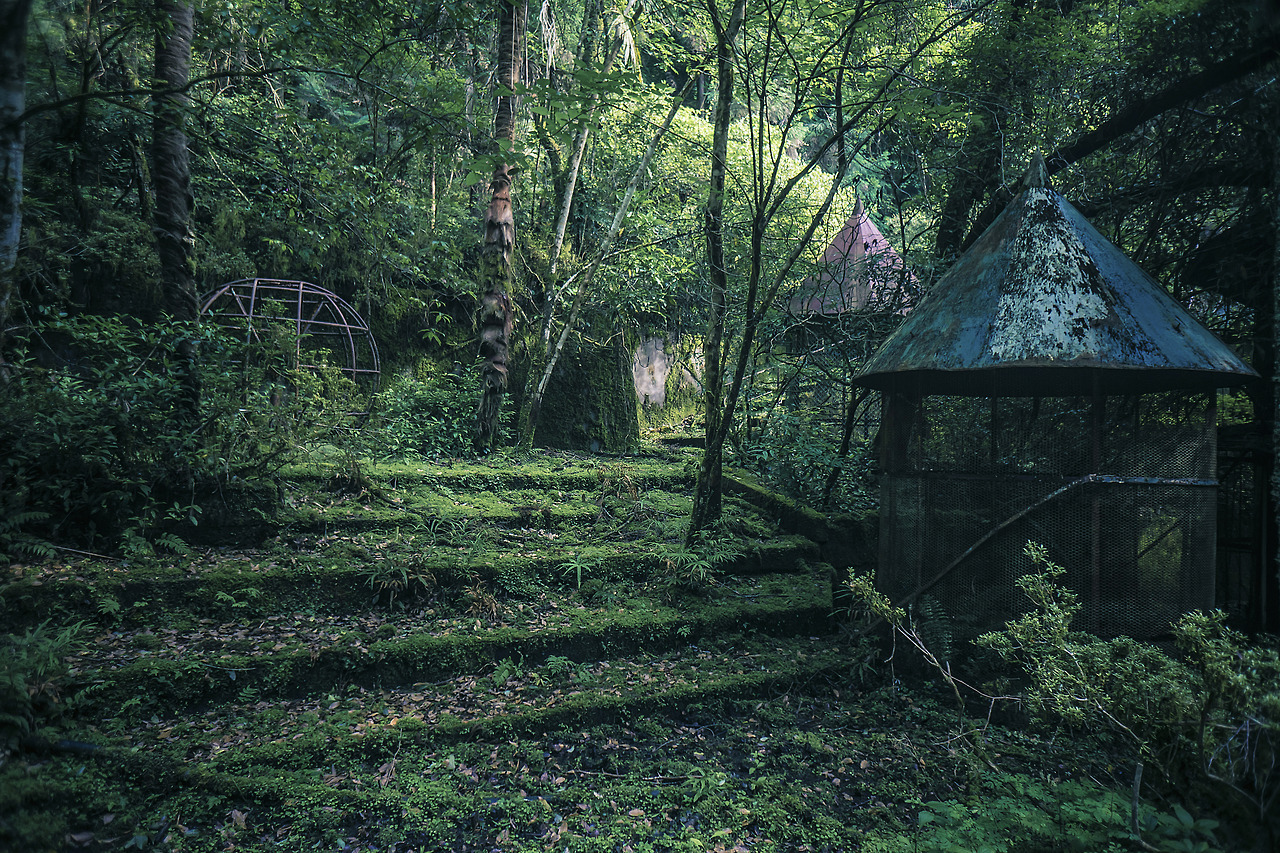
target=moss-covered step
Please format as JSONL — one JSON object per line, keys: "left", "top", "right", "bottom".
{"left": 279, "top": 452, "right": 697, "bottom": 494}
{"left": 275, "top": 486, "right": 785, "bottom": 546}
{"left": 2, "top": 533, "right": 820, "bottom": 627}
{"left": 724, "top": 468, "right": 878, "bottom": 571}
{"left": 278, "top": 484, "right": 614, "bottom": 532}
{"left": 72, "top": 568, "right": 836, "bottom": 714}
{"left": 4, "top": 668, "right": 1130, "bottom": 853}
{"left": 84, "top": 631, "right": 862, "bottom": 778}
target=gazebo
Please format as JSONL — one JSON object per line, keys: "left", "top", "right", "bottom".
{"left": 854, "top": 158, "right": 1256, "bottom": 639}
{"left": 788, "top": 199, "right": 914, "bottom": 319}
{"left": 781, "top": 201, "right": 915, "bottom": 416}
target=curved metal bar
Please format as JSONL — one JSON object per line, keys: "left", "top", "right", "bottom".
{"left": 197, "top": 278, "right": 381, "bottom": 389}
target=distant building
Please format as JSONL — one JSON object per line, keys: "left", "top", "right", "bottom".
{"left": 780, "top": 201, "right": 915, "bottom": 417}
{"left": 787, "top": 200, "right": 915, "bottom": 319}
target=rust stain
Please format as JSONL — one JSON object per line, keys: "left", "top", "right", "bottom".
{"left": 856, "top": 184, "right": 1255, "bottom": 396}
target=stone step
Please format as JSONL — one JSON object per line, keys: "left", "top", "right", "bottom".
{"left": 3, "top": 537, "right": 820, "bottom": 628}
{"left": 72, "top": 568, "right": 835, "bottom": 714}
{"left": 88, "top": 631, "right": 859, "bottom": 806}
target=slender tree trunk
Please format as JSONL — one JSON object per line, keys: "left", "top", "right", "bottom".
{"left": 821, "top": 387, "right": 870, "bottom": 509}
{"left": 475, "top": 0, "right": 525, "bottom": 450}
{"left": 523, "top": 84, "right": 689, "bottom": 444}
{"left": 688, "top": 0, "right": 747, "bottom": 539}
{"left": 1269, "top": 87, "right": 1280, "bottom": 632}
{"left": 0, "top": 0, "right": 33, "bottom": 361}
{"left": 541, "top": 0, "right": 624, "bottom": 310}
{"left": 518, "top": 0, "right": 626, "bottom": 445}
{"left": 153, "top": 0, "right": 196, "bottom": 322}
{"left": 153, "top": 0, "right": 198, "bottom": 432}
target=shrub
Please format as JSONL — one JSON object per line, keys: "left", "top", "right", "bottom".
{"left": 849, "top": 541, "right": 1279, "bottom": 851}
{"left": 976, "top": 542, "right": 1280, "bottom": 851}
{"left": 0, "top": 314, "right": 361, "bottom": 554}
{"left": 366, "top": 367, "right": 476, "bottom": 458}
{"left": 730, "top": 405, "right": 875, "bottom": 514}
{"left": 0, "top": 619, "right": 84, "bottom": 751}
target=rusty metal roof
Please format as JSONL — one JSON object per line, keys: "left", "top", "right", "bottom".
{"left": 788, "top": 201, "right": 914, "bottom": 315}
{"left": 855, "top": 163, "right": 1256, "bottom": 396}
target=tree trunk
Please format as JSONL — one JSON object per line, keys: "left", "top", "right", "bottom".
{"left": 523, "top": 84, "right": 688, "bottom": 445}
{"left": 933, "top": 0, "right": 1026, "bottom": 264}
{"left": 153, "top": 0, "right": 198, "bottom": 427}
{"left": 687, "top": 0, "right": 747, "bottom": 538}
{"left": 475, "top": 0, "right": 525, "bottom": 450}
{"left": 518, "top": 0, "right": 627, "bottom": 446}
{"left": 153, "top": 0, "right": 196, "bottom": 323}
{"left": 821, "top": 387, "right": 870, "bottom": 509}
{"left": 1270, "top": 83, "right": 1280, "bottom": 632}
{"left": 0, "top": 0, "right": 33, "bottom": 360}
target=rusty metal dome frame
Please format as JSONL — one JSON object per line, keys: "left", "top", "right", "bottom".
{"left": 198, "top": 278, "right": 380, "bottom": 389}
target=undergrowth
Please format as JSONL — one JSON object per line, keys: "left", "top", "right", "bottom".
{"left": 3, "top": 447, "right": 1274, "bottom": 853}
{"left": 0, "top": 314, "right": 362, "bottom": 555}
{"left": 849, "top": 540, "right": 1279, "bottom": 853}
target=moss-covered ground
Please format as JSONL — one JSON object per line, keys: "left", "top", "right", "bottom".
{"left": 1, "top": 449, "right": 1173, "bottom": 852}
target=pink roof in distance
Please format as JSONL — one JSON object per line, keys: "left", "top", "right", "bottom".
{"left": 788, "top": 200, "right": 913, "bottom": 316}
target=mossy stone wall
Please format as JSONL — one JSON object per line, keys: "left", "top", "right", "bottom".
{"left": 534, "top": 340, "right": 639, "bottom": 452}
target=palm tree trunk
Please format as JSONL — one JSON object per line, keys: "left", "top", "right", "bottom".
{"left": 475, "top": 0, "right": 525, "bottom": 450}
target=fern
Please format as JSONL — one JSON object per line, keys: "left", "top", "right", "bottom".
{"left": 0, "top": 510, "right": 54, "bottom": 563}
{"left": 914, "top": 595, "right": 955, "bottom": 666}
{"left": 1, "top": 619, "right": 86, "bottom": 744}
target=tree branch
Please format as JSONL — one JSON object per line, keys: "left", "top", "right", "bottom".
{"left": 958, "top": 35, "right": 1280, "bottom": 251}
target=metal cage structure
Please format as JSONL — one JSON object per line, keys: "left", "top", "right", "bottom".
{"left": 874, "top": 390, "right": 1220, "bottom": 639}
{"left": 855, "top": 158, "right": 1256, "bottom": 640}
{"left": 198, "top": 278, "right": 380, "bottom": 390}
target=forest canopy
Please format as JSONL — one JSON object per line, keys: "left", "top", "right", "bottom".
{"left": 0, "top": 0, "right": 1276, "bottom": 544}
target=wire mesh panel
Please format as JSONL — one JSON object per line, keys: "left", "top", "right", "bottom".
{"left": 878, "top": 391, "right": 1217, "bottom": 639}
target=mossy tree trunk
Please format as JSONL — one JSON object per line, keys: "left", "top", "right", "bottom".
{"left": 152, "top": 0, "right": 199, "bottom": 425}
{"left": 476, "top": 0, "right": 525, "bottom": 451}
{"left": 0, "top": 0, "right": 33, "bottom": 363}
{"left": 1270, "top": 85, "right": 1280, "bottom": 631}
{"left": 687, "top": 0, "right": 746, "bottom": 539}
{"left": 523, "top": 82, "right": 687, "bottom": 447}
{"left": 153, "top": 0, "right": 196, "bottom": 322}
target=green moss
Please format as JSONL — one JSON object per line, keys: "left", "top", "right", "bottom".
{"left": 532, "top": 341, "right": 640, "bottom": 452}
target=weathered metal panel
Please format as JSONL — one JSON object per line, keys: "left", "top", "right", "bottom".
{"left": 856, "top": 186, "right": 1257, "bottom": 396}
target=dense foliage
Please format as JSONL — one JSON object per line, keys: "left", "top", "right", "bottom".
{"left": 0, "top": 314, "right": 357, "bottom": 552}
{"left": 3, "top": 1, "right": 1275, "bottom": 497}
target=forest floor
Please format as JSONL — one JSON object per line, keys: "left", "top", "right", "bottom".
{"left": 0, "top": 447, "right": 1186, "bottom": 853}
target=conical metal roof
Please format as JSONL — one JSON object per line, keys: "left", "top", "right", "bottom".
{"left": 855, "top": 161, "right": 1256, "bottom": 396}
{"left": 788, "top": 200, "right": 914, "bottom": 315}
